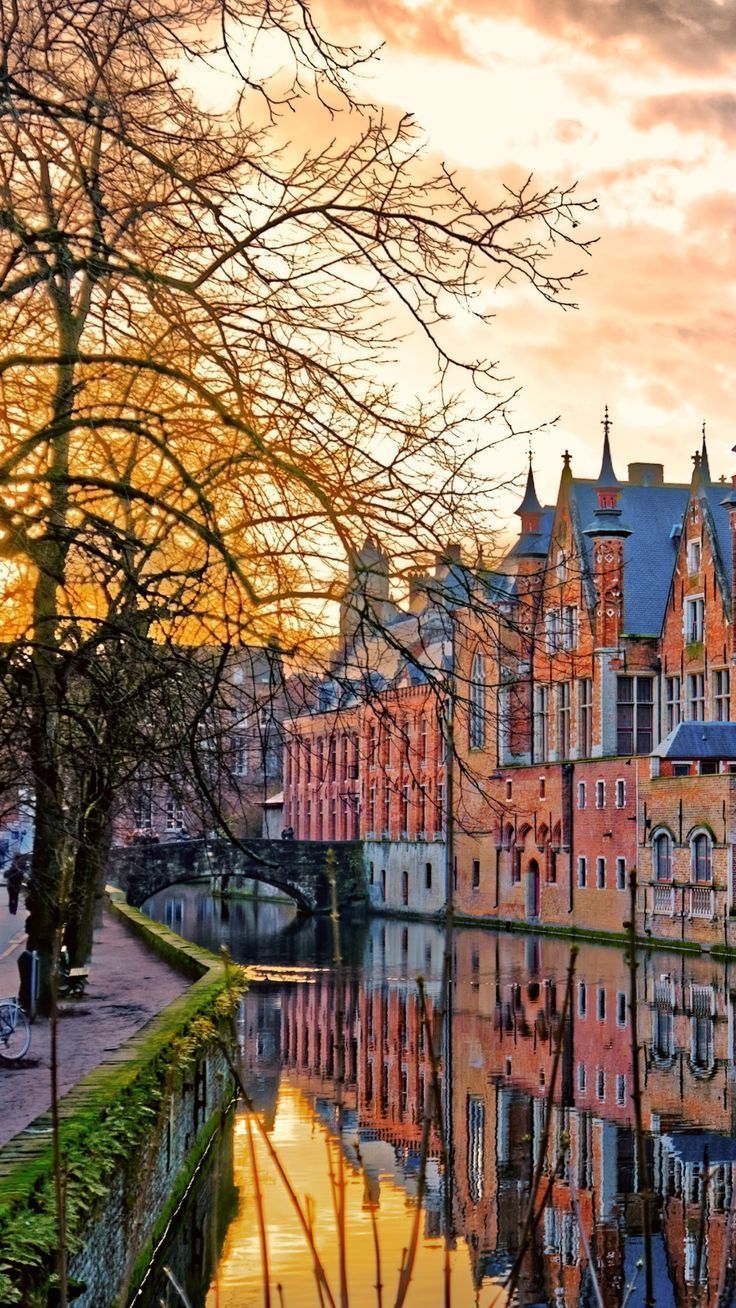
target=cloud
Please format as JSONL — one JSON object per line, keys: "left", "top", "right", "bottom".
{"left": 634, "top": 91, "right": 736, "bottom": 136}
{"left": 510, "top": 0, "right": 736, "bottom": 71}
{"left": 321, "top": 0, "right": 736, "bottom": 72}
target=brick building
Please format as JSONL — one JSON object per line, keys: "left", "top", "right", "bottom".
{"left": 113, "top": 643, "right": 289, "bottom": 844}
{"left": 283, "top": 413, "right": 736, "bottom": 948}
{"left": 451, "top": 416, "right": 736, "bottom": 946}
{"left": 284, "top": 537, "right": 455, "bottom": 913}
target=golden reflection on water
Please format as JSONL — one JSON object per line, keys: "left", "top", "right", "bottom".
{"left": 207, "top": 1084, "right": 503, "bottom": 1308}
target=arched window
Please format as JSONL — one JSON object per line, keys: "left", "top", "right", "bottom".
{"left": 692, "top": 832, "right": 712, "bottom": 883}
{"left": 652, "top": 831, "right": 673, "bottom": 882}
{"left": 469, "top": 651, "right": 486, "bottom": 749}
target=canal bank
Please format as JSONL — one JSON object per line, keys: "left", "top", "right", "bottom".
{"left": 0, "top": 888, "right": 245, "bottom": 1307}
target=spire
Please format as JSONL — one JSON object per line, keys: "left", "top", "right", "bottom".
{"left": 583, "top": 407, "right": 631, "bottom": 538}
{"left": 510, "top": 451, "right": 547, "bottom": 559}
{"left": 700, "top": 422, "right": 711, "bottom": 484}
{"left": 515, "top": 452, "right": 543, "bottom": 521}
{"left": 597, "top": 405, "right": 620, "bottom": 490}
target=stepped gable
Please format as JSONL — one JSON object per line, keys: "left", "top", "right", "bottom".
{"left": 704, "top": 484, "right": 732, "bottom": 591}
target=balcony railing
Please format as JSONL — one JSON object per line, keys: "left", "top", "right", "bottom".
{"left": 690, "top": 885, "right": 714, "bottom": 918}
{"left": 652, "top": 883, "right": 675, "bottom": 915}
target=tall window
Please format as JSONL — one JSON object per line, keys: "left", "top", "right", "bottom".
{"left": 232, "top": 733, "right": 247, "bottom": 776}
{"left": 383, "top": 781, "right": 391, "bottom": 833}
{"left": 368, "top": 785, "right": 376, "bottom": 832}
{"left": 653, "top": 831, "right": 672, "bottom": 881}
{"left": 469, "top": 651, "right": 486, "bottom": 749}
{"left": 596, "top": 779, "right": 605, "bottom": 809}
{"left": 685, "top": 595, "right": 704, "bottom": 643}
{"left": 692, "top": 832, "right": 712, "bottom": 883}
{"left": 714, "top": 669, "right": 730, "bottom": 721}
{"left": 166, "top": 794, "right": 183, "bottom": 831}
{"left": 577, "top": 781, "right": 586, "bottom": 809}
{"left": 615, "top": 778, "right": 626, "bottom": 808}
{"left": 419, "top": 715, "right": 428, "bottom": 760}
{"left": 616, "top": 857, "right": 627, "bottom": 891}
{"left": 666, "top": 676, "right": 681, "bottom": 733}
{"left": 688, "top": 672, "right": 705, "bottom": 721}
{"left": 534, "top": 686, "right": 549, "bottom": 761}
{"left": 556, "top": 683, "right": 570, "bottom": 757}
{"left": 435, "top": 780, "right": 444, "bottom": 835}
{"left": 687, "top": 538, "right": 701, "bottom": 574}
{"left": 577, "top": 856, "right": 587, "bottom": 888}
{"left": 561, "top": 606, "right": 578, "bottom": 650}
{"left": 579, "top": 678, "right": 592, "bottom": 756}
{"left": 400, "top": 785, "right": 409, "bottom": 835}
{"left": 544, "top": 609, "right": 560, "bottom": 653}
{"left": 596, "top": 857, "right": 606, "bottom": 889}
{"left": 418, "top": 785, "right": 427, "bottom": 834}
{"left": 616, "top": 676, "right": 654, "bottom": 755}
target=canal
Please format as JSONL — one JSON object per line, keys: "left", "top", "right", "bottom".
{"left": 133, "top": 885, "right": 736, "bottom": 1306}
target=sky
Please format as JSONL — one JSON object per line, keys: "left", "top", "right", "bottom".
{"left": 306, "top": 0, "right": 736, "bottom": 521}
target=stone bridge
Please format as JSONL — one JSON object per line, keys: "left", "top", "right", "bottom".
{"left": 108, "top": 837, "right": 368, "bottom": 915}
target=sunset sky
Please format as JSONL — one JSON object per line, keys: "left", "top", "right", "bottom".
{"left": 307, "top": 0, "right": 736, "bottom": 523}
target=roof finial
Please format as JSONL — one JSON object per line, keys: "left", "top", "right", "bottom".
{"left": 602, "top": 405, "right": 611, "bottom": 442}
{"left": 562, "top": 449, "right": 571, "bottom": 469}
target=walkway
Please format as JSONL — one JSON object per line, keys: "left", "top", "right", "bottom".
{"left": 0, "top": 886, "right": 189, "bottom": 1148}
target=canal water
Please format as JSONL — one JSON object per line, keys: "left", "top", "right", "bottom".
{"left": 134, "top": 885, "right": 736, "bottom": 1307}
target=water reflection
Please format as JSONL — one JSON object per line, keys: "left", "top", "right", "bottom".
{"left": 142, "top": 886, "right": 736, "bottom": 1306}
{"left": 145, "top": 882, "right": 367, "bottom": 966}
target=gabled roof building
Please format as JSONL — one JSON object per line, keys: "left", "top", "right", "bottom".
{"left": 283, "top": 411, "right": 736, "bottom": 949}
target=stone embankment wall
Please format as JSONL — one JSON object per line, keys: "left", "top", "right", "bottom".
{"left": 0, "top": 890, "right": 243, "bottom": 1307}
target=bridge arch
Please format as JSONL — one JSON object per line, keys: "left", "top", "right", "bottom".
{"left": 108, "top": 837, "right": 367, "bottom": 918}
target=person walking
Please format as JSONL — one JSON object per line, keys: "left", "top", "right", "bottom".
{"left": 6, "top": 855, "right": 24, "bottom": 916}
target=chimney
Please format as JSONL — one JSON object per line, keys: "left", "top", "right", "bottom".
{"left": 408, "top": 572, "right": 430, "bottom": 612}
{"left": 434, "top": 543, "right": 462, "bottom": 576}
{"left": 627, "top": 462, "right": 664, "bottom": 487}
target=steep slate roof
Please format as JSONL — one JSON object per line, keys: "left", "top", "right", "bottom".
{"left": 653, "top": 720, "right": 736, "bottom": 759}
{"left": 703, "top": 482, "right": 732, "bottom": 603}
{"left": 569, "top": 479, "right": 690, "bottom": 636}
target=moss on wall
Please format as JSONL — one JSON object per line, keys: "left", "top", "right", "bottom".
{"left": 0, "top": 889, "right": 246, "bottom": 1306}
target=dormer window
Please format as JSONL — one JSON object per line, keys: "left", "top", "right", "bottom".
{"left": 687, "top": 538, "right": 701, "bottom": 574}
{"left": 597, "top": 490, "right": 618, "bottom": 511}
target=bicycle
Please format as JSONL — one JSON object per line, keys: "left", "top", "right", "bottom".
{"left": 0, "top": 996, "right": 31, "bottom": 1062}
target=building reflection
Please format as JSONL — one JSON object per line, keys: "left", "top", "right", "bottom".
{"left": 236, "top": 921, "right": 736, "bottom": 1306}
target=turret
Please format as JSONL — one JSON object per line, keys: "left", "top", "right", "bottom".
{"left": 582, "top": 407, "right": 631, "bottom": 540}
{"left": 339, "top": 534, "right": 392, "bottom": 643}
{"left": 510, "top": 454, "right": 547, "bottom": 561}
{"left": 583, "top": 408, "right": 630, "bottom": 647}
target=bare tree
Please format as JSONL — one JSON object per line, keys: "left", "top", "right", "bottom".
{"left": 0, "top": 0, "right": 593, "bottom": 1004}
